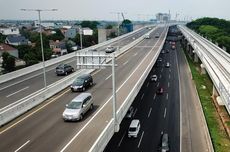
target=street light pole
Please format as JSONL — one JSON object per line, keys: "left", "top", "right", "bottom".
{"left": 21, "top": 9, "right": 57, "bottom": 89}
{"left": 38, "top": 10, "right": 47, "bottom": 88}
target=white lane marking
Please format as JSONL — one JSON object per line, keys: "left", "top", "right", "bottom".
{"left": 138, "top": 131, "right": 145, "bottom": 148}
{"left": 62, "top": 27, "right": 165, "bottom": 151}
{"left": 159, "top": 74, "right": 162, "bottom": 78}
{"left": 6, "top": 86, "right": 29, "bottom": 98}
{"left": 14, "top": 140, "right": 30, "bottom": 152}
{"left": 161, "top": 68, "right": 163, "bottom": 72}
{"left": 118, "top": 132, "right": 126, "bottom": 147}
{"left": 0, "top": 88, "right": 70, "bottom": 135}
{"left": 157, "top": 82, "right": 160, "bottom": 87}
{"left": 153, "top": 93, "right": 156, "bottom": 100}
{"left": 148, "top": 108, "right": 152, "bottom": 118}
{"left": 164, "top": 108, "right": 167, "bottom": 118}
{"left": 169, "top": 74, "right": 171, "bottom": 79}
{"left": 166, "top": 93, "right": 168, "bottom": 100}
{"left": 169, "top": 69, "right": 171, "bottom": 72}
{"left": 0, "top": 28, "right": 149, "bottom": 134}
{"left": 133, "top": 53, "right": 138, "bottom": 56}
{"left": 133, "top": 108, "right": 138, "bottom": 117}
{"left": 123, "top": 61, "right": 129, "bottom": 66}
{"left": 168, "top": 82, "right": 170, "bottom": 88}
{"left": 105, "top": 74, "right": 112, "bottom": 80}
{"left": 141, "top": 93, "right": 145, "bottom": 100}
{"left": 146, "top": 82, "right": 149, "bottom": 87}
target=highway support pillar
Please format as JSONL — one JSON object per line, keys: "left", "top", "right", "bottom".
{"left": 212, "top": 85, "right": 219, "bottom": 98}
{"left": 194, "top": 53, "right": 199, "bottom": 63}
{"left": 200, "top": 64, "right": 206, "bottom": 75}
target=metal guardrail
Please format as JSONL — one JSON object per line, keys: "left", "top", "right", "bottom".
{"left": 89, "top": 27, "right": 168, "bottom": 152}
{"left": 0, "top": 26, "right": 151, "bottom": 84}
{"left": 179, "top": 25, "right": 230, "bottom": 114}
{"left": 0, "top": 26, "right": 156, "bottom": 126}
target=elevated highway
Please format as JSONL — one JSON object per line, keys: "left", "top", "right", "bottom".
{"left": 0, "top": 26, "right": 168, "bottom": 152}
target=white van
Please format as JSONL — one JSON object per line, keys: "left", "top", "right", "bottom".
{"left": 62, "top": 93, "right": 93, "bottom": 121}
{"left": 128, "top": 119, "right": 140, "bottom": 138}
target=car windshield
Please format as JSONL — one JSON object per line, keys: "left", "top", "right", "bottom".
{"left": 129, "top": 127, "right": 136, "bottom": 132}
{"left": 66, "top": 101, "right": 82, "bottom": 109}
{"left": 73, "top": 78, "right": 84, "bottom": 85}
{"left": 56, "top": 65, "right": 64, "bottom": 69}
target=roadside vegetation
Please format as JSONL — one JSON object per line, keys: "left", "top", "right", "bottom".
{"left": 187, "top": 17, "right": 230, "bottom": 53}
{"left": 183, "top": 50, "right": 230, "bottom": 152}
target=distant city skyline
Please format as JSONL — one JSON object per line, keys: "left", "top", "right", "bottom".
{"left": 0, "top": 0, "right": 229, "bottom": 21}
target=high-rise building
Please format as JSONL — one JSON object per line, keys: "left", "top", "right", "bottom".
{"left": 156, "top": 13, "right": 171, "bottom": 22}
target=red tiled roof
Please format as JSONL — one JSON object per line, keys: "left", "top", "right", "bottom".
{"left": 0, "top": 43, "right": 17, "bottom": 52}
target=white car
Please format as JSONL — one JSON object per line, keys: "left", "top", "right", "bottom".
{"left": 150, "top": 75, "right": 157, "bottom": 82}
{"left": 63, "top": 93, "right": 93, "bottom": 121}
{"left": 128, "top": 119, "right": 140, "bottom": 138}
{"left": 165, "top": 62, "right": 170, "bottom": 68}
{"left": 105, "top": 46, "right": 116, "bottom": 53}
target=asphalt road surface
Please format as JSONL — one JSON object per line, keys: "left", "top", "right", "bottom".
{"left": 0, "top": 26, "right": 167, "bottom": 152}
{"left": 0, "top": 27, "right": 151, "bottom": 109}
{"left": 104, "top": 31, "right": 180, "bottom": 152}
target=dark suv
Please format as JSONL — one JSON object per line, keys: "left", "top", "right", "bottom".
{"left": 70, "top": 74, "right": 93, "bottom": 92}
{"left": 55, "top": 64, "right": 74, "bottom": 76}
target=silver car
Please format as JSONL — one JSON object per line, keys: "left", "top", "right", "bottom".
{"left": 63, "top": 93, "right": 93, "bottom": 121}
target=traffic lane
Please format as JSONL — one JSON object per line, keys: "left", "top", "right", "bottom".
{"left": 0, "top": 27, "right": 150, "bottom": 91}
{"left": 22, "top": 31, "right": 162, "bottom": 152}
{"left": 0, "top": 30, "right": 162, "bottom": 152}
{"left": 0, "top": 28, "right": 152, "bottom": 108}
{"left": 104, "top": 54, "right": 168, "bottom": 152}
{"left": 177, "top": 42, "right": 209, "bottom": 151}
{"left": 62, "top": 29, "right": 167, "bottom": 152}
{"left": 162, "top": 42, "right": 180, "bottom": 152}
{"left": 105, "top": 35, "right": 180, "bottom": 152}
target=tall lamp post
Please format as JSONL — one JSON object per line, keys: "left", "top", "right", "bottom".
{"left": 21, "top": 9, "right": 57, "bottom": 88}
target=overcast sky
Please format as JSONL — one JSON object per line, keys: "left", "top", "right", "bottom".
{"left": 0, "top": 0, "right": 229, "bottom": 21}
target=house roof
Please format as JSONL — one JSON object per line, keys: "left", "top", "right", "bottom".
{"left": 0, "top": 43, "right": 17, "bottom": 52}
{"left": 6, "top": 35, "right": 28, "bottom": 43}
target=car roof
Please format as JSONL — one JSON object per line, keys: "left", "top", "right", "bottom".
{"left": 77, "top": 74, "right": 91, "bottom": 79}
{"left": 130, "top": 119, "right": 140, "bottom": 127}
{"left": 72, "top": 93, "right": 92, "bottom": 102}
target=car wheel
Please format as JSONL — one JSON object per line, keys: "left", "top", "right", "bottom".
{"left": 80, "top": 114, "right": 83, "bottom": 120}
{"left": 90, "top": 104, "right": 94, "bottom": 110}
{"left": 82, "top": 87, "right": 85, "bottom": 91}
{"left": 65, "top": 71, "right": 68, "bottom": 75}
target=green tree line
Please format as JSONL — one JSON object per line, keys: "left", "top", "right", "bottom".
{"left": 186, "top": 17, "right": 230, "bottom": 53}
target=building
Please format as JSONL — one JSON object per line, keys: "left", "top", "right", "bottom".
{"left": 49, "top": 40, "right": 67, "bottom": 55}
{"left": 0, "top": 27, "right": 20, "bottom": 35}
{"left": 156, "top": 13, "right": 171, "bottom": 22}
{"left": 65, "top": 28, "right": 77, "bottom": 39}
{"left": 5, "top": 35, "right": 29, "bottom": 46}
{"left": 0, "top": 43, "right": 18, "bottom": 58}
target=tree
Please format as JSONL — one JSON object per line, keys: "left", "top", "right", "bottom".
{"left": 48, "top": 29, "right": 64, "bottom": 41}
{"left": 2, "top": 52, "right": 15, "bottom": 72}
{"left": 80, "top": 21, "right": 100, "bottom": 30}
{"left": 106, "top": 25, "right": 113, "bottom": 29}
{"left": 0, "top": 33, "right": 6, "bottom": 43}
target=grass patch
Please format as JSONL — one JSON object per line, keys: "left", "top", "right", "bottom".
{"left": 184, "top": 51, "right": 230, "bottom": 152}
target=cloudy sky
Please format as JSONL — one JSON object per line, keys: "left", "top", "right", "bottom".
{"left": 0, "top": 0, "right": 229, "bottom": 21}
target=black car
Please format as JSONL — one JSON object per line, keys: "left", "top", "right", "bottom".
{"left": 55, "top": 64, "right": 74, "bottom": 76}
{"left": 70, "top": 74, "right": 93, "bottom": 92}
